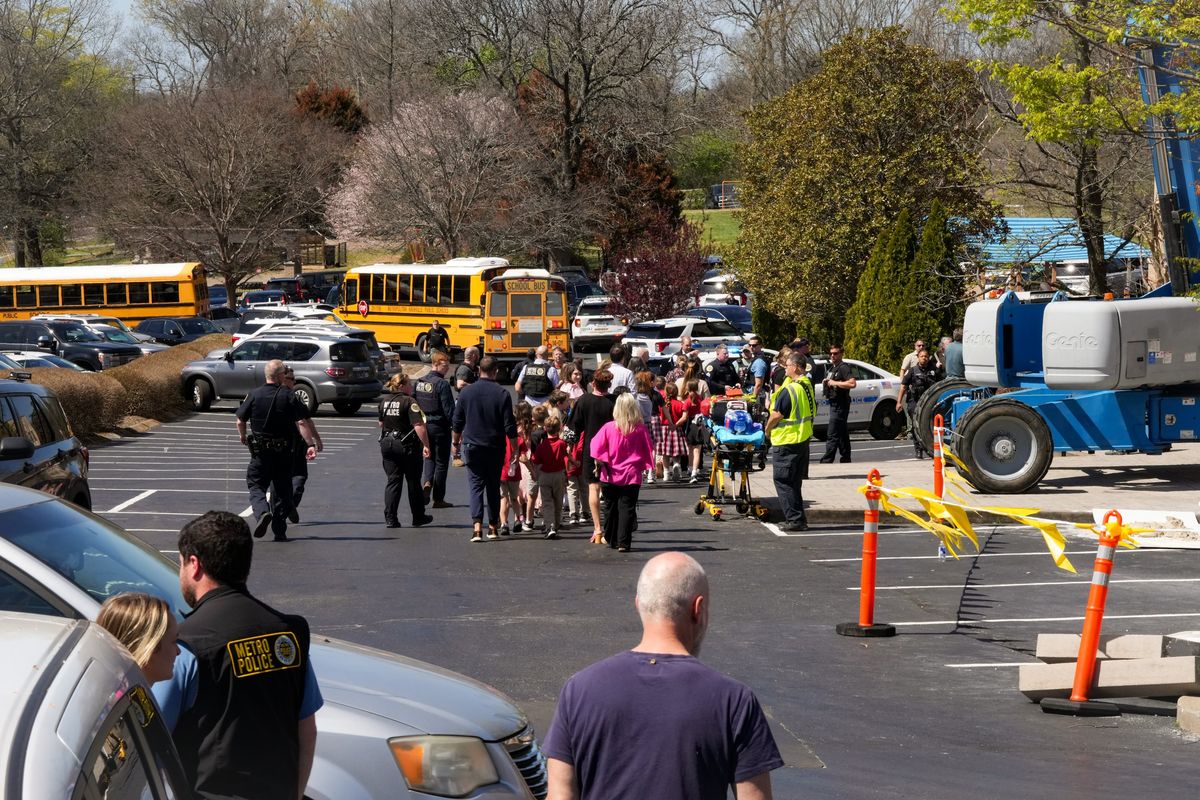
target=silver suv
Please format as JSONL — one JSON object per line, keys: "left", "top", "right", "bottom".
{"left": 181, "top": 334, "right": 382, "bottom": 415}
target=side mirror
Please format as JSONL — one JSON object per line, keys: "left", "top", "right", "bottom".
{"left": 224, "top": 351, "right": 235, "bottom": 363}
{"left": 35, "top": 335, "right": 56, "bottom": 352}
{"left": 0, "top": 436, "right": 35, "bottom": 460}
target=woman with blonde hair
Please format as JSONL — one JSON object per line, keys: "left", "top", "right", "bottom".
{"left": 97, "top": 592, "right": 180, "bottom": 685}
{"left": 589, "top": 392, "right": 654, "bottom": 552}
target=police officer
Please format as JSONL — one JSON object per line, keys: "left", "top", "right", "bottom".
{"left": 281, "top": 366, "right": 323, "bottom": 520}
{"left": 414, "top": 352, "right": 456, "bottom": 507}
{"left": 424, "top": 319, "right": 451, "bottom": 357}
{"left": 515, "top": 344, "right": 559, "bottom": 406}
{"left": 235, "top": 359, "right": 321, "bottom": 541}
{"left": 704, "top": 344, "right": 742, "bottom": 396}
{"left": 452, "top": 356, "right": 519, "bottom": 542}
{"left": 455, "top": 346, "right": 481, "bottom": 392}
{"left": 152, "top": 511, "right": 322, "bottom": 800}
{"left": 819, "top": 344, "right": 856, "bottom": 463}
{"left": 764, "top": 353, "right": 817, "bottom": 531}
{"left": 379, "top": 372, "right": 433, "bottom": 528}
{"left": 895, "top": 348, "right": 942, "bottom": 458}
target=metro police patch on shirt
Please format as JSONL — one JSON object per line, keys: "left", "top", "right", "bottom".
{"left": 226, "top": 631, "right": 303, "bottom": 678}
{"left": 704, "top": 363, "right": 714, "bottom": 374}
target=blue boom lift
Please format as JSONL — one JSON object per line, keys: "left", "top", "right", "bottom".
{"left": 913, "top": 48, "right": 1200, "bottom": 493}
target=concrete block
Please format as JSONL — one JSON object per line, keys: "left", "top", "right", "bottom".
{"left": 1178, "top": 696, "right": 1200, "bottom": 735}
{"left": 1167, "top": 632, "right": 1200, "bottom": 658}
{"left": 1035, "top": 633, "right": 1170, "bottom": 663}
{"left": 1019, "top": 656, "right": 1200, "bottom": 701}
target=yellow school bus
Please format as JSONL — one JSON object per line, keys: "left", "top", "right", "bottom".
{"left": 0, "top": 263, "right": 210, "bottom": 324}
{"left": 339, "top": 257, "right": 569, "bottom": 367}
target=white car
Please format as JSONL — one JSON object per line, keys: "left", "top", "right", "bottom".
{"left": 2, "top": 349, "right": 89, "bottom": 370}
{"left": 695, "top": 272, "right": 752, "bottom": 309}
{"left": 570, "top": 295, "right": 628, "bottom": 354}
{"left": 621, "top": 316, "right": 749, "bottom": 357}
{"left": 239, "top": 320, "right": 401, "bottom": 377}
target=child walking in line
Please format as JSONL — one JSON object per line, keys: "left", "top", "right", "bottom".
{"left": 522, "top": 405, "right": 549, "bottom": 531}
{"left": 682, "top": 379, "right": 706, "bottom": 483}
{"left": 565, "top": 430, "right": 585, "bottom": 526}
{"left": 499, "top": 428, "right": 526, "bottom": 536}
{"left": 657, "top": 382, "right": 690, "bottom": 481}
{"left": 531, "top": 416, "right": 572, "bottom": 539}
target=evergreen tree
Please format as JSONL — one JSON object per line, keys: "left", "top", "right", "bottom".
{"left": 751, "top": 304, "right": 795, "bottom": 350}
{"left": 912, "top": 201, "right": 965, "bottom": 337}
{"left": 844, "top": 209, "right": 915, "bottom": 366}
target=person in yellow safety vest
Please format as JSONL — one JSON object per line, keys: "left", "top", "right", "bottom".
{"left": 764, "top": 353, "right": 816, "bottom": 532}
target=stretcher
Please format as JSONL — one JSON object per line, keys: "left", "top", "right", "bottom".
{"left": 693, "top": 396, "right": 770, "bottom": 521}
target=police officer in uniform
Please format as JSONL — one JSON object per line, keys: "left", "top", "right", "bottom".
{"left": 414, "top": 352, "right": 456, "bottom": 507}
{"left": 424, "top": 319, "right": 451, "bottom": 357}
{"left": 819, "top": 344, "right": 857, "bottom": 463}
{"left": 515, "top": 344, "right": 559, "bottom": 406}
{"left": 895, "top": 349, "right": 942, "bottom": 459}
{"left": 152, "top": 511, "right": 322, "bottom": 800}
{"left": 379, "top": 372, "right": 433, "bottom": 528}
{"left": 236, "top": 359, "right": 321, "bottom": 541}
{"left": 456, "top": 346, "right": 481, "bottom": 392}
{"left": 452, "top": 356, "right": 519, "bottom": 542}
{"left": 765, "top": 353, "right": 817, "bottom": 531}
{"left": 281, "top": 366, "right": 324, "bottom": 519}
{"left": 704, "top": 344, "right": 742, "bottom": 396}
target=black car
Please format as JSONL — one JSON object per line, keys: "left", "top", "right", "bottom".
{"left": 682, "top": 304, "right": 755, "bottom": 334}
{"left": 0, "top": 378, "right": 90, "bottom": 509}
{"left": 0, "top": 321, "right": 142, "bottom": 371}
{"left": 134, "top": 316, "right": 222, "bottom": 345}
{"left": 208, "top": 285, "right": 229, "bottom": 308}
{"left": 206, "top": 305, "right": 241, "bottom": 333}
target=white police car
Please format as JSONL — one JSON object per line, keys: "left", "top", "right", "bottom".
{"left": 621, "top": 316, "right": 750, "bottom": 358}
{"left": 570, "top": 295, "right": 628, "bottom": 354}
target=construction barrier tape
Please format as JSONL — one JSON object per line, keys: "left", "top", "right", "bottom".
{"left": 859, "top": 474, "right": 1146, "bottom": 573}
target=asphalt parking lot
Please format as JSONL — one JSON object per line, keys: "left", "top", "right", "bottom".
{"left": 89, "top": 404, "right": 1200, "bottom": 798}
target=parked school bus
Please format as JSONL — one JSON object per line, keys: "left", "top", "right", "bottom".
{"left": 0, "top": 263, "right": 210, "bottom": 325}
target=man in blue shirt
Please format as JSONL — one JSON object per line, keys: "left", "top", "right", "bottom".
{"left": 944, "top": 328, "right": 965, "bottom": 379}
{"left": 153, "top": 511, "right": 323, "bottom": 800}
{"left": 544, "top": 552, "right": 783, "bottom": 799}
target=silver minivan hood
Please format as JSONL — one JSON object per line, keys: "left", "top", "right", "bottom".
{"left": 310, "top": 636, "right": 527, "bottom": 742}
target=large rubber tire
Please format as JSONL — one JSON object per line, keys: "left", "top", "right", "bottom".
{"left": 913, "top": 378, "right": 975, "bottom": 455}
{"left": 415, "top": 335, "right": 431, "bottom": 363}
{"left": 189, "top": 378, "right": 213, "bottom": 411}
{"left": 956, "top": 398, "right": 1053, "bottom": 493}
{"left": 868, "top": 399, "right": 902, "bottom": 440}
{"left": 332, "top": 400, "right": 362, "bottom": 416}
{"left": 292, "top": 382, "right": 319, "bottom": 414}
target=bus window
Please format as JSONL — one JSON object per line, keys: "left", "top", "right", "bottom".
{"left": 396, "top": 276, "right": 410, "bottom": 304}
{"left": 106, "top": 283, "right": 128, "bottom": 305}
{"left": 83, "top": 284, "right": 104, "bottom": 306}
{"left": 0, "top": 286, "right": 11, "bottom": 307}
{"left": 510, "top": 294, "right": 541, "bottom": 316}
{"left": 129, "top": 282, "right": 151, "bottom": 304}
{"left": 15, "top": 286, "right": 36, "bottom": 308}
{"left": 61, "top": 284, "right": 82, "bottom": 306}
{"left": 384, "top": 275, "right": 397, "bottom": 303}
{"left": 412, "top": 275, "right": 426, "bottom": 304}
{"left": 370, "top": 274, "right": 385, "bottom": 302}
{"left": 37, "top": 286, "right": 59, "bottom": 306}
{"left": 439, "top": 278, "right": 453, "bottom": 305}
{"left": 453, "top": 277, "right": 469, "bottom": 306}
{"left": 488, "top": 292, "right": 507, "bottom": 317}
{"left": 344, "top": 279, "right": 357, "bottom": 305}
{"left": 546, "top": 291, "right": 564, "bottom": 317}
{"left": 154, "top": 282, "right": 180, "bottom": 304}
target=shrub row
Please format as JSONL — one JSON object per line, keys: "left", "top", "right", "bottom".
{"left": 23, "top": 332, "right": 231, "bottom": 439}
{"left": 681, "top": 188, "right": 706, "bottom": 210}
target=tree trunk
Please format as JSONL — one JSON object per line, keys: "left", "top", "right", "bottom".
{"left": 1074, "top": 26, "right": 1109, "bottom": 296}
{"left": 20, "top": 218, "right": 43, "bottom": 267}
{"left": 12, "top": 220, "right": 26, "bottom": 268}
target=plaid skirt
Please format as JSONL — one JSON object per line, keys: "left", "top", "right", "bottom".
{"left": 648, "top": 416, "right": 662, "bottom": 447}
{"left": 655, "top": 421, "right": 687, "bottom": 457}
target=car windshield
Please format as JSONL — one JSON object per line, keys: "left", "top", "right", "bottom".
{"left": 625, "top": 324, "right": 664, "bottom": 339}
{"left": 299, "top": 312, "right": 346, "bottom": 326}
{"left": 0, "top": 353, "right": 18, "bottom": 370}
{"left": 47, "top": 356, "right": 85, "bottom": 370}
{"left": 703, "top": 320, "right": 741, "bottom": 337}
{"left": 719, "top": 307, "right": 752, "bottom": 325}
{"left": 51, "top": 324, "right": 103, "bottom": 342}
{"left": 99, "top": 328, "right": 139, "bottom": 344}
{"left": 180, "top": 318, "right": 219, "bottom": 335}
{"left": 17, "top": 357, "right": 56, "bottom": 368}
{"left": 1, "top": 499, "right": 190, "bottom": 619}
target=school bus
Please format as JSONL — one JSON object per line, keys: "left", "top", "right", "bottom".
{"left": 0, "top": 263, "right": 210, "bottom": 325}
{"left": 338, "top": 257, "right": 570, "bottom": 369}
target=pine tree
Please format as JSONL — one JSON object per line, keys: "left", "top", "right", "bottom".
{"left": 844, "top": 209, "right": 915, "bottom": 365}
{"left": 914, "top": 201, "right": 965, "bottom": 336}
{"left": 751, "top": 304, "right": 796, "bottom": 349}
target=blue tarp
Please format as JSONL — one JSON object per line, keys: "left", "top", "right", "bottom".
{"left": 966, "top": 217, "right": 1148, "bottom": 265}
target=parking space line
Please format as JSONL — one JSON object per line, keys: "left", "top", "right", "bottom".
{"left": 91, "top": 478, "right": 248, "bottom": 482}
{"left": 856, "top": 577, "right": 1200, "bottom": 591}
{"left": 128, "top": 529, "right": 185, "bottom": 533}
{"left": 239, "top": 506, "right": 253, "bottom": 517}
{"left": 105, "top": 490, "right": 158, "bottom": 513}
{"left": 92, "top": 487, "right": 247, "bottom": 494}
{"left": 944, "top": 663, "right": 1034, "bottom": 669}
{"left": 812, "top": 549, "right": 1183, "bottom": 563}
{"left": 89, "top": 468, "right": 243, "bottom": 473}
{"left": 894, "top": 611, "right": 1200, "bottom": 627}
{"left": 102, "top": 510, "right": 198, "bottom": 516}
{"left": 145, "top": 430, "right": 365, "bottom": 440}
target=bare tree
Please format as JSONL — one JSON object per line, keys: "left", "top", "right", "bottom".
{"left": 87, "top": 88, "right": 348, "bottom": 294}
{"left": 0, "top": 0, "right": 119, "bottom": 265}
{"left": 329, "top": 91, "right": 587, "bottom": 258}
{"left": 330, "top": 0, "right": 432, "bottom": 120}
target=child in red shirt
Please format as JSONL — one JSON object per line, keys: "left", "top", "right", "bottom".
{"left": 499, "top": 429, "right": 527, "bottom": 536}
{"left": 530, "top": 416, "right": 573, "bottom": 538}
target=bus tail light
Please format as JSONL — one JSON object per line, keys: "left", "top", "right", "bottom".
{"left": 325, "top": 366, "right": 349, "bottom": 378}
{"left": 549, "top": 319, "right": 563, "bottom": 329}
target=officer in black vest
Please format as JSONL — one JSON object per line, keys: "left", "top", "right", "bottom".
{"left": 895, "top": 349, "right": 942, "bottom": 459}
{"left": 413, "top": 351, "right": 456, "bottom": 507}
{"left": 153, "top": 511, "right": 322, "bottom": 800}
{"left": 704, "top": 344, "right": 742, "bottom": 396}
{"left": 515, "top": 344, "right": 559, "bottom": 406}
{"left": 235, "top": 359, "right": 321, "bottom": 541}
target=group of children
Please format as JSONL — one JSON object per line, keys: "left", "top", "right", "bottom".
{"left": 502, "top": 394, "right": 581, "bottom": 539}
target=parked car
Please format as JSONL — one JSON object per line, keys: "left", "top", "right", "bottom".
{"left": 3, "top": 350, "right": 88, "bottom": 370}
{"left": 0, "top": 352, "right": 21, "bottom": 372}
{"left": 696, "top": 272, "right": 751, "bottom": 308}
{"left": 135, "top": 316, "right": 223, "bottom": 345}
{"left": 207, "top": 304, "right": 241, "bottom": 333}
{"left": 31, "top": 312, "right": 155, "bottom": 343}
{"left": 682, "top": 304, "right": 755, "bottom": 335}
{"left": 0, "top": 611, "right": 191, "bottom": 798}
{"left": 181, "top": 333, "right": 383, "bottom": 414}
{"left": 263, "top": 272, "right": 346, "bottom": 304}
{"left": 0, "top": 483, "right": 548, "bottom": 800}
{"left": 0, "top": 320, "right": 142, "bottom": 371}
{"left": 92, "top": 324, "right": 170, "bottom": 356}
{"left": 232, "top": 307, "right": 352, "bottom": 344}
{"left": 208, "top": 284, "right": 229, "bottom": 308}
{"left": 570, "top": 295, "right": 628, "bottom": 354}
{"left": 242, "top": 321, "right": 401, "bottom": 378}
{"left": 621, "top": 316, "right": 749, "bottom": 358}
{"left": 237, "top": 289, "right": 288, "bottom": 309}
{"left": 0, "top": 378, "right": 90, "bottom": 507}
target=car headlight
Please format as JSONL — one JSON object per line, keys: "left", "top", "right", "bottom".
{"left": 389, "top": 735, "right": 499, "bottom": 797}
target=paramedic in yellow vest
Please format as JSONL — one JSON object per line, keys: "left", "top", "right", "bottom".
{"left": 764, "top": 353, "right": 816, "bottom": 532}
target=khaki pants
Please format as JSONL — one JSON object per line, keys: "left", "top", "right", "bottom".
{"left": 538, "top": 471, "right": 566, "bottom": 531}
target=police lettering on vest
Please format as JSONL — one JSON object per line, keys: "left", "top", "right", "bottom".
{"left": 771, "top": 378, "right": 816, "bottom": 446}
{"left": 522, "top": 363, "right": 553, "bottom": 398}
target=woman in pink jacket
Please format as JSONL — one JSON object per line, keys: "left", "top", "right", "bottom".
{"left": 589, "top": 393, "right": 654, "bottom": 552}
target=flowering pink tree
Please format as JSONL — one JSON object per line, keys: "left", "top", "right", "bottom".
{"left": 607, "top": 214, "right": 710, "bottom": 322}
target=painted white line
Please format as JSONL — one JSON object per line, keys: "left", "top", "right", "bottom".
{"left": 239, "top": 506, "right": 254, "bottom": 518}
{"left": 92, "top": 487, "right": 247, "bottom": 494}
{"left": 105, "top": 490, "right": 158, "bottom": 513}
{"left": 101, "top": 510, "right": 197, "bottom": 517}
{"left": 763, "top": 522, "right": 787, "bottom": 538}
{"left": 856, "top": 577, "right": 1200, "bottom": 591}
{"left": 894, "top": 611, "right": 1200, "bottom": 627}
{"left": 128, "top": 529, "right": 183, "bottom": 533}
{"left": 944, "top": 662, "right": 1035, "bottom": 669}
{"left": 145, "top": 430, "right": 363, "bottom": 439}
{"left": 159, "top": 549, "right": 179, "bottom": 554}
{"left": 812, "top": 549, "right": 1183, "bottom": 563}
{"left": 778, "top": 529, "right": 925, "bottom": 538}
{"left": 90, "top": 468, "right": 243, "bottom": 473}
{"left": 90, "top": 478, "right": 250, "bottom": 483}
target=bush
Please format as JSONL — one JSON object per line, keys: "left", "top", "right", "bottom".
{"left": 25, "top": 368, "right": 128, "bottom": 439}
{"left": 681, "top": 188, "right": 706, "bottom": 210}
